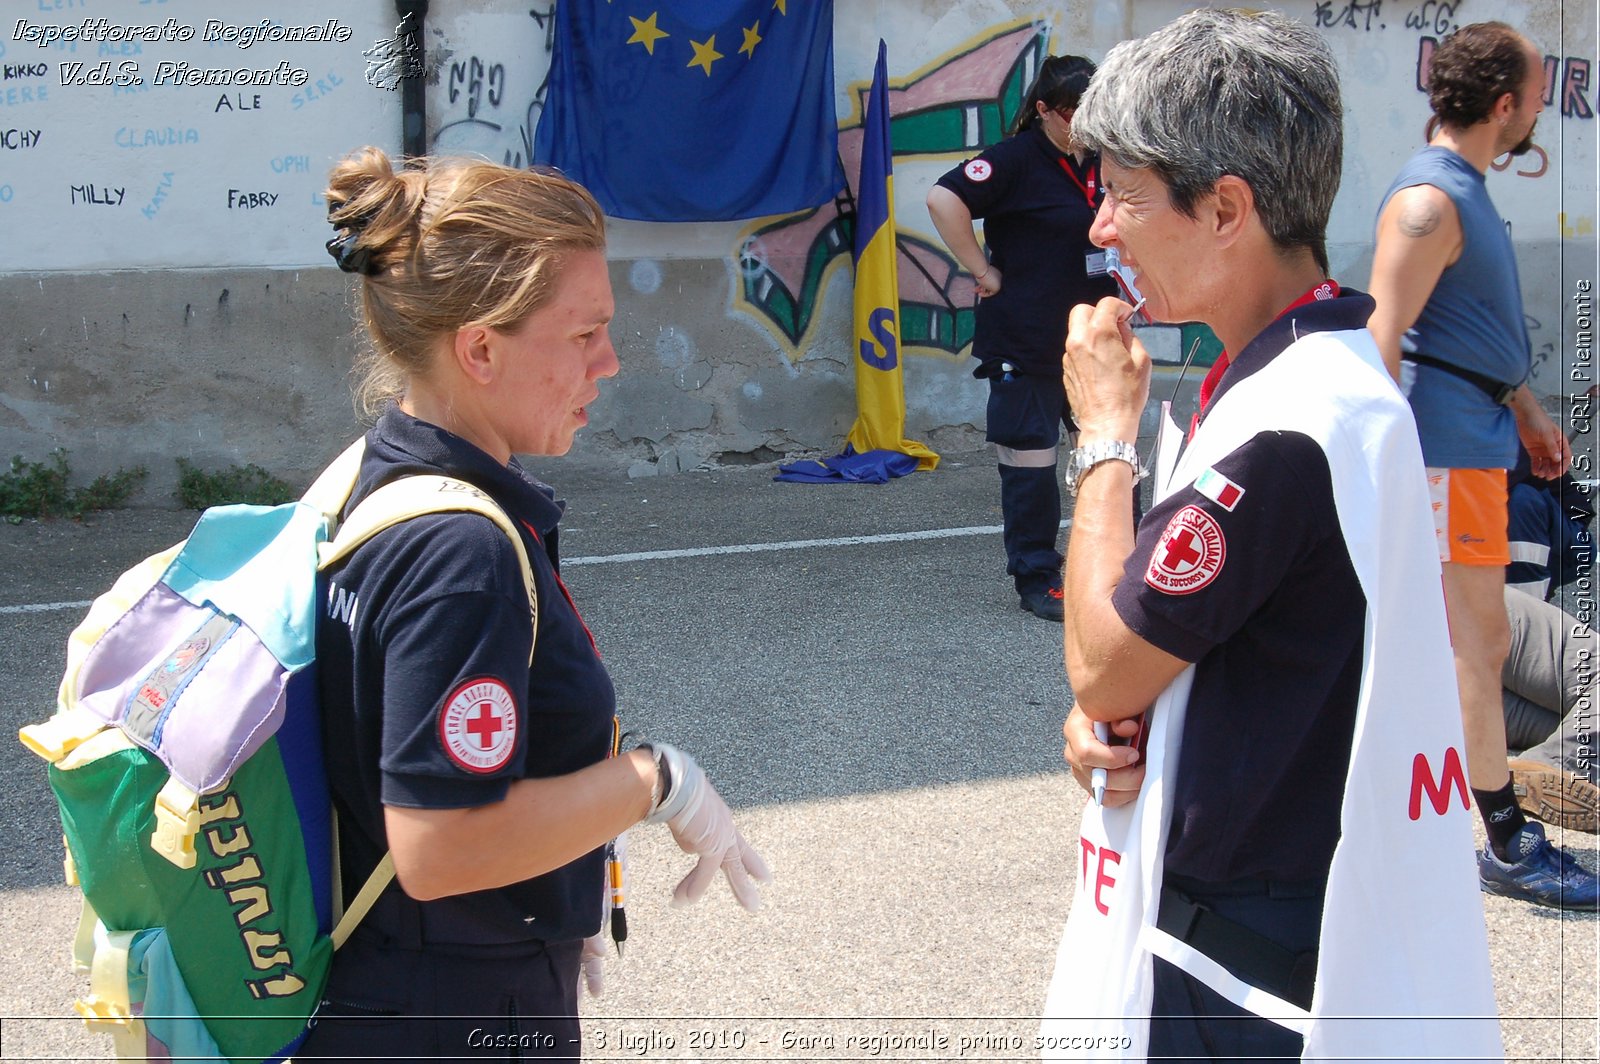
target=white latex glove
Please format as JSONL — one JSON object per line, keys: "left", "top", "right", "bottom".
{"left": 579, "top": 932, "right": 606, "bottom": 997}
{"left": 642, "top": 744, "right": 773, "bottom": 911}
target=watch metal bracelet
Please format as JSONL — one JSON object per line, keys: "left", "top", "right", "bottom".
{"left": 1066, "top": 439, "right": 1146, "bottom": 497}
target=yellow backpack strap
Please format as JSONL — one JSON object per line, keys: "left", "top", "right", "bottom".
{"left": 300, "top": 437, "right": 368, "bottom": 518}
{"left": 331, "top": 853, "right": 396, "bottom": 950}
{"left": 18, "top": 707, "right": 109, "bottom": 764}
{"left": 320, "top": 475, "right": 538, "bottom": 660}
{"left": 318, "top": 474, "right": 538, "bottom": 950}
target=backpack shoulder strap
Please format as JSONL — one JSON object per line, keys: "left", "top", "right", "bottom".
{"left": 331, "top": 852, "right": 395, "bottom": 950}
{"left": 319, "top": 474, "right": 538, "bottom": 653}
{"left": 300, "top": 437, "right": 368, "bottom": 518}
{"left": 317, "top": 473, "right": 541, "bottom": 950}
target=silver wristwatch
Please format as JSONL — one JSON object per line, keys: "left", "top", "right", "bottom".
{"left": 1064, "top": 440, "right": 1147, "bottom": 497}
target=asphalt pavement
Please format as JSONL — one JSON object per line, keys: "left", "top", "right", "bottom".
{"left": 1, "top": 450, "right": 1595, "bottom": 1061}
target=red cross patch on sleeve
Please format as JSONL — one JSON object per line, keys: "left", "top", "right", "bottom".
{"left": 964, "top": 158, "right": 993, "bottom": 182}
{"left": 439, "top": 677, "right": 519, "bottom": 773}
{"left": 1145, "top": 505, "right": 1227, "bottom": 595}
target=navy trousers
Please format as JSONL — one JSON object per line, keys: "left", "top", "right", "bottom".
{"left": 1146, "top": 877, "right": 1322, "bottom": 1063}
{"left": 298, "top": 929, "right": 584, "bottom": 1061}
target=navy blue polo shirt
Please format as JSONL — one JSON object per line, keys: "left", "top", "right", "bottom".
{"left": 1112, "top": 293, "right": 1377, "bottom": 885}
{"left": 934, "top": 124, "right": 1118, "bottom": 373}
{"left": 317, "top": 407, "right": 615, "bottom": 945}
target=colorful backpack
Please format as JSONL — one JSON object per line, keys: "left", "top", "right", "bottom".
{"left": 19, "top": 440, "right": 537, "bottom": 1063}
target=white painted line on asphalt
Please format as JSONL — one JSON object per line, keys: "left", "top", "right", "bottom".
{"left": 562, "top": 521, "right": 1070, "bottom": 567}
{"left": 2, "top": 520, "right": 1074, "bottom": 612}
{"left": 0, "top": 599, "right": 92, "bottom": 615}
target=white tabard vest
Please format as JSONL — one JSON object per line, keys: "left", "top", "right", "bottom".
{"left": 1040, "top": 327, "right": 1502, "bottom": 1062}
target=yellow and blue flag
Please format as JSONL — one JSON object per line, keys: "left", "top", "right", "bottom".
{"left": 843, "top": 40, "right": 939, "bottom": 471}
{"left": 533, "top": 1, "right": 844, "bottom": 222}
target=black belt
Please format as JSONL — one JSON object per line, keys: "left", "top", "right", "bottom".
{"left": 1403, "top": 353, "right": 1517, "bottom": 406}
{"left": 1156, "top": 882, "right": 1318, "bottom": 1010}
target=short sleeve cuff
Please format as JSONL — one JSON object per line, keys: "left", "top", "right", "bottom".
{"left": 380, "top": 770, "right": 512, "bottom": 811}
{"left": 1111, "top": 585, "right": 1211, "bottom": 663}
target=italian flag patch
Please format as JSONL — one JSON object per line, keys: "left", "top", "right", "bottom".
{"left": 1194, "top": 467, "right": 1244, "bottom": 511}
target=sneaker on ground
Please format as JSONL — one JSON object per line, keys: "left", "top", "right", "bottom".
{"left": 1477, "top": 821, "right": 1600, "bottom": 911}
{"left": 1019, "top": 585, "right": 1065, "bottom": 622}
{"left": 1508, "top": 758, "right": 1599, "bottom": 834}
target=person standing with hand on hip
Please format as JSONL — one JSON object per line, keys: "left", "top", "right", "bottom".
{"left": 927, "top": 56, "right": 1118, "bottom": 622}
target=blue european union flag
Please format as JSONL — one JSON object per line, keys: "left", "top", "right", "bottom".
{"left": 533, "top": 1, "right": 844, "bottom": 222}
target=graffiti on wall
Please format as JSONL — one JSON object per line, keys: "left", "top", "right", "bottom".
{"left": 431, "top": 5, "right": 555, "bottom": 168}
{"left": 733, "top": 22, "right": 1048, "bottom": 360}
{"left": 1313, "top": 3, "right": 1592, "bottom": 185}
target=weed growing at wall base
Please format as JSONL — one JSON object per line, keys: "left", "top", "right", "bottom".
{"left": 0, "top": 450, "right": 147, "bottom": 522}
{"left": 175, "top": 459, "right": 293, "bottom": 509}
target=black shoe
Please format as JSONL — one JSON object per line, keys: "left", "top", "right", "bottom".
{"left": 1019, "top": 585, "right": 1065, "bottom": 622}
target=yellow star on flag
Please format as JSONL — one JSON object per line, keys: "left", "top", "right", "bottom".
{"left": 739, "top": 22, "right": 762, "bottom": 58}
{"left": 626, "top": 12, "right": 669, "bottom": 55}
{"left": 773, "top": 0, "right": 788, "bottom": 14}
{"left": 687, "top": 35, "right": 723, "bottom": 76}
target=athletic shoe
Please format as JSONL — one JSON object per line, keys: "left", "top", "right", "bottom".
{"left": 1019, "top": 585, "right": 1065, "bottom": 622}
{"left": 1509, "top": 758, "right": 1599, "bottom": 834}
{"left": 1477, "top": 822, "right": 1600, "bottom": 911}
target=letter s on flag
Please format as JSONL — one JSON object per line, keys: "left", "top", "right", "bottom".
{"left": 860, "top": 306, "right": 898, "bottom": 370}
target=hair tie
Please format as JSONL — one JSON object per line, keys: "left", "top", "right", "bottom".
{"left": 325, "top": 231, "right": 379, "bottom": 275}
{"left": 325, "top": 203, "right": 380, "bottom": 275}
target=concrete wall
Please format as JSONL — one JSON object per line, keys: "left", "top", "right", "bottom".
{"left": 2, "top": 0, "right": 1594, "bottom": 501}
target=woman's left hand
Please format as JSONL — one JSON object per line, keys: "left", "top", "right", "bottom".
{"left": 645, "top": 745, "right": 773, "bottom": 912}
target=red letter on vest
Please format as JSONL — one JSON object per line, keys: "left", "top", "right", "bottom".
{"left": 1094, "top": 846, "right": 1121, "bottom": 915}
{"left": 1409, "top": 746, "right": 1469, "bottom": 820}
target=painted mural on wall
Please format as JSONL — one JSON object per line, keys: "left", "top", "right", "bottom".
{"left": 1, "top": 1, "right": 1590, "bottom": 491}
{"left": 733, "top": 21, "right": 1047, "bottom": 361}
{"left": 728, "top": 1, "right": 1594, "bottom": 375}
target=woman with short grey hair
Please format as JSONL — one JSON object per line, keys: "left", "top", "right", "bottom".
{"left": 1072, "top": 6, "right": 1343, "bottom": 274}
{"left": 1047, "top": 8, "right": 1499, "bottom": 1062}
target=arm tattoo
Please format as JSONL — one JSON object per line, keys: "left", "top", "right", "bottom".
{"left": 1397, "top": 198, "right": 1442, "bottom": 238}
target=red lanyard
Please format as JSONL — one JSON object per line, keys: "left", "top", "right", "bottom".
{"left": 1189, "top": 280, "right": 1341, "bottom": 438}
{"left": 1057, "top": 156, "right": 1098, "bottom": 210}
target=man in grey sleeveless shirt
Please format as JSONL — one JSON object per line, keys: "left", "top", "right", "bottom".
{"left": 1369, "top": 22, "right": 1595, "bottom": 910}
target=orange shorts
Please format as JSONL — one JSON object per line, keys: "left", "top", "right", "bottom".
{"left": 1426, "top": 467, "right": 1509, "bottom": 566}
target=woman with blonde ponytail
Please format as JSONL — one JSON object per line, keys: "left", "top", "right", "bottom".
{"left": 302, "top": 149, "right": 769, "bottom": 1061}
